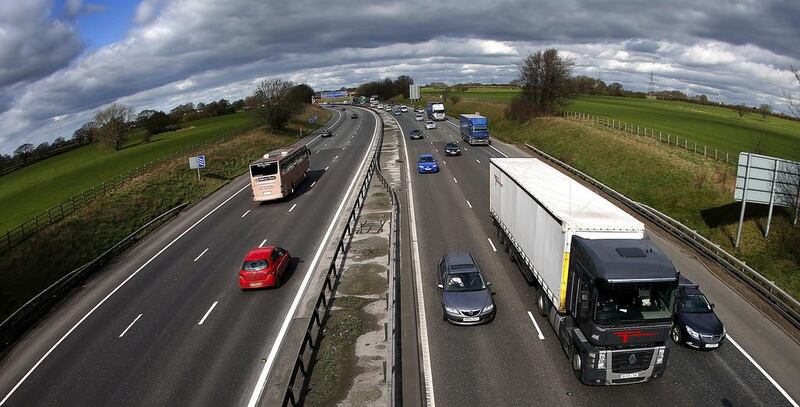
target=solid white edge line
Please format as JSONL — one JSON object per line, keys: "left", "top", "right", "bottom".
{"left": 396, "top": 114, "right": 437, "bottom": 406}
{"left": 487, "top": 237, "right": 498, "bottom": 252}
{"left": 245, "top": 106, "right": 379, "bottom": 407}
{"left": 197, "top": 301, "right": 219, "bottom": 325}
{"left": 466, "top": 200, "right": 472, "bottom": 209}
{"left": 193, "top": 248, "right": 209, "bottom": 262}
{"left": 118, "top": 314, "right": 143, "bottom": 338}
{"left": 0, "top": 183, "right": 250, "bottom": 406}
{"left": 259, "top": 239, "right": 267, "bottom": 248}
{"left": 526, "top": 311, "right": 545, "bottom": 340}
{"left": 324, "top": 166, "right": 329, "bottom": 171}
{"left": 288, "top": 203, "right": 297, "bottom": 213}
{"left": 728, "top": 335, "right": 798, "bottom": 407}
{"left": 241, "top": 209, "right": 251, "bottom": 218}
{"left": 310, "top": 181, "right": 317, "bottom": 188}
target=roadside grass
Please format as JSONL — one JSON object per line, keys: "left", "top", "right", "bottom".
{"left": 0, "top": 106, "right": 330, "bottom": 320}
{"left": 567, "top": 96, "right": 800, "bottom": 161}
{"left": 0, "top": 111, "right": 259, "bottom": 232}
{"left": 502, "top": 117, "right": 800, "bottom": 300}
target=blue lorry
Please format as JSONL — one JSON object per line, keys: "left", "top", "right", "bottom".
{"left": 459, "top": 113, "right": 490, "bottom": 145}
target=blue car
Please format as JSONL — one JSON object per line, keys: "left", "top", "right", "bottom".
{"left": 417, "top": 153, "right": 439, "bottom": 173}
{"left": 672, "top": 275, "right": 726, "bottom": 350}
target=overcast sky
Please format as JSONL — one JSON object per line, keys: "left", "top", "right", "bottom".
{"left": 1, "top": 0, "right": 799, "bottom": 154}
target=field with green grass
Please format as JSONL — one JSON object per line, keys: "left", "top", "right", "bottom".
{"left": 422, "top": 86, "right": 800, "bottom": 161}
{"left": 567, "top": 96, "right": 800, "bottom": 161}
{"left": 0, "top": 111, "right": 259, "bottom": 232}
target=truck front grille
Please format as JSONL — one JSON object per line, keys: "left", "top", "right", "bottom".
{"left": 611, "top": 350, "right": 653, "bottom": 374}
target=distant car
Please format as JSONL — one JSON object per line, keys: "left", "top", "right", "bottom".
{"left": 415, "top": 114, "right": 424, "bottom": 121}
{"left": 416, "top": 108, "right": 425, "bottom": 113}
{"left": 409, "top": 129, "right": 423, "bottom": 140}
{"left": 321, "top": 129, "right": 333, "bottom": 138}
{"left": 394, "top": 110, "right": 402, "bottom": 116}
{"left": 341, "top": 107, "right": 346, "bottom": 111}
{"left": 417, "top": 153, "right": 439, "bottom": 173}
{"left": 672, "top": 275, "right": 726, "bottom": 350}
{"left": 425, "top": 120, "right": 436, "bottom": 130}
{"left": 351, "top": 113, "right": 358, "bottom": 119}
{"left": 377, "top": 104, "right": 384, "bottom": 109}
{"left": 385, "top": 106, "right": 392, "bottom": 111}
{"left": 400, "top": 106, "right": 408, "bottom": 112}
{"left": 444, "top": 142, "right": 461, "bottom": 156}
{"left": 437, "top": 252, "right": 495, "bottom": 325}
{"left": 239, "top": 246, "right": 291, "bottom": 290}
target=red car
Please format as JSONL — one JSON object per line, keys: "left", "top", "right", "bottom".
{"left": 239, "top": 246, "right": 290, "bottom": 290}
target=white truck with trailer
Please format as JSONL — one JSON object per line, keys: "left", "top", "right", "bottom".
{"left": 489, "top": 158, "right": 678, "bottom": 385}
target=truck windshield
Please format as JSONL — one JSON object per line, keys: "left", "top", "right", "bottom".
{"left": 594, "top": 283, "right": 674, "bottom": 324}
{"left": 473, "top": 126, "right": 488, "bottom": 131}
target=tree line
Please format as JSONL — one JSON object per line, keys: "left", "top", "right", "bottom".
{"left": 355, "top": 75, "right": 414, "bottom": 100}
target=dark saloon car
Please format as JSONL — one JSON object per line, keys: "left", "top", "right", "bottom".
{"left": 351, "top": 113, "right": 358, "bottom": 119}
{"left": 444, "top": 142, "right": 461, "bottom": 156}
{"left": 437, "top": 252, "right": 495, "bottom": 325}
{"left": 409, "top": 129, "right": 423, "bottom": 140}
{"left": 672, "top": 275, "right": 725, "bottom": 349}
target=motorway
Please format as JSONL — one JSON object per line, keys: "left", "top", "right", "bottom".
{"left": 391, "top": 109, "right": 800, "bottom": 406}
{"left": 0, "top": 106, "right": 377, "bottom": 406}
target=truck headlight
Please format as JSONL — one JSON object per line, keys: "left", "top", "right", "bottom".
{"left": 686, "top": 326, "right": 700, "bottom": 340}
{"left": 655, "top": 347, "right": 665, "bottom": 364}
{"left": 482, "top": 303, "right": 494, "bottom": 313}
{"left": 444, "top": 306, "right": 459, "bottom": 314}
{"left": 597, "top": 352, "right": 606, "bottom": 369}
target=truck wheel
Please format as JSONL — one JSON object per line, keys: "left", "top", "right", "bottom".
{"left": 571, "top": 347, "right": 582, "bottom": 380}
{"left": 536, "top": 288, "right": 548, "bottom": 316}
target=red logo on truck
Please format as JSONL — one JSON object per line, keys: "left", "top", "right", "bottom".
{"left": 612, "top": 330, "right": 658, "bottom": 344}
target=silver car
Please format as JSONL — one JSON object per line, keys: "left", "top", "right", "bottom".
{"left": 437, "top": 252, "right": 495, "bottom": 325}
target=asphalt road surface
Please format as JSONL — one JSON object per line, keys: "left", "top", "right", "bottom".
{"left": 392, "top": 109, "right": 799, "bottom": 407}
{"left": 0, "top": 106, "right": 377, "bottom": 406}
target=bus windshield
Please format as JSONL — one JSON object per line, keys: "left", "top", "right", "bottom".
{"left": 251, "top": 162, "right": 278, "bottom": 177}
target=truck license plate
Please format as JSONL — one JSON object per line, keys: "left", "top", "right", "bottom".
{"left": 620, "top": 373, "right": 639, "bottom": 379}
{"left": 463, "top": 317, "right": 479, "bottom": 322}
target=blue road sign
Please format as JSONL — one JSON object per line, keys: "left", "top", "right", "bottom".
{"left": 197, "top": 155, "right": 206, "bottom": 168}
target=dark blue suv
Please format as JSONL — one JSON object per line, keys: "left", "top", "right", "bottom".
{"left": 672, "top": 275, "right": 726, "bottom": 350}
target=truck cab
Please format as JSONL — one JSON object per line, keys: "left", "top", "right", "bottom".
{"left": 550, "top": 237, "right": 677, "bottom": 385}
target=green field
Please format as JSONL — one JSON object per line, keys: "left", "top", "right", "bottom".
{"left": 0, "top": 111, "right": 259, "bottom": 232}
{"left": 422, "top": 86, "right": 800, "bottom": 161}
{"left": 568, "top": 96, "right": 800, "bottom": 161}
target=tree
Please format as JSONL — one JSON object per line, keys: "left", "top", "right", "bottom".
{"left": 252, "top": 79, "right": 301, "bottom": 130}
{"left": 450, "top": 95, "right": 461, "bottom": 104}
{"left": 758, "top": 103, "right": 772, "bottom": 119}
{"left": 72, "top": 121, "right": 97, "bottom": 144}
{"left": 94, "top": 103, "right": 134, "bottom": 151}
{"left": 53, "top": 137, "right": 66, "bottom": 147}
{"left": 14, "top": 143, "right": 35, "bottom": 163}
{"left": 785, "top": 65, "right": 800, "bottom": 118}
{"left": 607, "top": 82, "right": 624, "bottom": 97}
{"left": 732, "top": 104, "right": 749, "bottom": 118}
{"left": 395, "top": 75, "right": 414, "bottom": 98}
{"left": 145, "top": 111, "right": 173, "bottom": 136}
{"left": 516, "top": 49, "right": 575, "bottom": 117}
{"left": 287, "top": 84, "right": 315, "bottom": 105}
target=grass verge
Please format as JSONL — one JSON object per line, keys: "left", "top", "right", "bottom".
{"left": 0, "top": 106, "right": 330, "bottom": 320}
{"left": 0, "top": 111, "right": 259, "bottom": 231}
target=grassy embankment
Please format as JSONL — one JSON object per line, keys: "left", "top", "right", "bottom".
{"left": 0, "top": 106, "right": 330, "bottom": 320}
{"left": 417, "top": 94, "right": 800, "bottom": 300}
{"left": 0, "top": 111, "right": 259, "bottom": 232}
{"left": 420, "top": 86, "right": 800, "bottom": 161}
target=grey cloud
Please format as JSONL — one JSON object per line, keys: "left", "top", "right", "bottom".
{"left": 0, "top": 1, "right": 83, "bottom": 88}
{"left": 1, "top": 0, "right": 799, "bottom": 153}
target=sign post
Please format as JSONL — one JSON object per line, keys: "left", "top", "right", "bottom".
{"left": 189, "top": 154, "right": 206, "bottom": 181}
